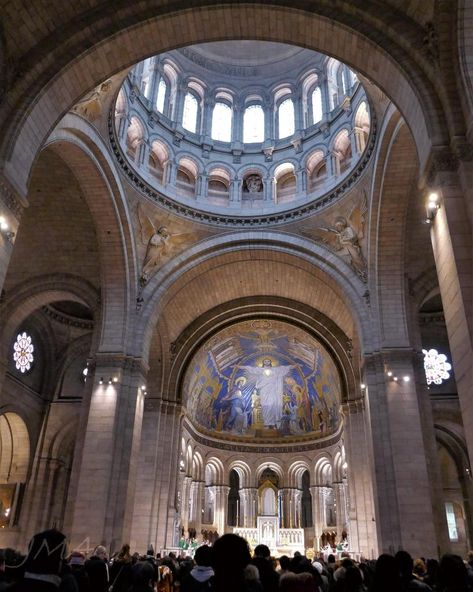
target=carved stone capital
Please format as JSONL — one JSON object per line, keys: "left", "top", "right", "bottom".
{"left": 0, "top": 174, "right": 27, "bottom": 219}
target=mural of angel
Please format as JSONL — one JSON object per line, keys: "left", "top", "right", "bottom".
{"left": 137, "top": 205, "right": 197, "bottom": 286}
{"left": 306, "top": 191, "right": 368, "bottom": 281}
{"left": 72, "top": 80, "right": 113, "bottom": 121}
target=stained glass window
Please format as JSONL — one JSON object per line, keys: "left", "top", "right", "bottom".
{"left": 422, "top": 348, "right": 452, "bottom": 385}
{"left": 13, "top": 332, "right": 34, "bottom": 373}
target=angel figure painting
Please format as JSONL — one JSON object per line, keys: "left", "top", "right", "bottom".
{"left": 137, "top": 205, "right": 206, "bottom": 286}
{"left": 305, "top": 191, "right": 368, "bottom": 281}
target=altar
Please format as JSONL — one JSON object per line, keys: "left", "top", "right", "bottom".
{"left": 233, "top": 515, "right": 304, "bottom": 556}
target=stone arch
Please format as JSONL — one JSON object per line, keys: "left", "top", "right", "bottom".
{"left": 228, "top": 460, "right": 252, "bottom": 489}
{"left": 288, "top": 460, "right": 312, "bottom": 488}
{"left": 136, "top": 231, "right": 369, "bottom": 367}
{"left": 370, "top": 111, "right": 419, "bottom": 349}
{"left": 192, "top": 450, "right": 204, "bottom": 482}
{"left": 1, "top": 3, "right": 455, "bottom": 196}
{"left": 0, "top": 412, "right": 30, "bottom": 483}
{"left": 205, "top": 457, "right": 225, "bottom": 485}
{"left": 0, "top": 274, "right": 99, "bottom": 366}
{"left": 43, "top": 119, "right": 137, "bottom": 353}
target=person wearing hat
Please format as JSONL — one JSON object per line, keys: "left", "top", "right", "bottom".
{"left": 65, "top": 552, "right": 88, "bottom": 592}
{"left": 11, "top": 528, "right": 68, "bottom": 591}
{"left": 85, "top": 546, "right": 109, "bottom": 592}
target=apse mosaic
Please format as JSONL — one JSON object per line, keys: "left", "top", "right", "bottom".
{"left": 183, "top": 320, "right": 342, "bottom": 442}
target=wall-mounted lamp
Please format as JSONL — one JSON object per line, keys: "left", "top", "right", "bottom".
{"left": 99, "top": 377, "right": 103, "bottom": 384}
{"left": 425, "top": 192, "right": 440, "bottom": 223}
{"left": 0, "top": 216, "right": 15, "bottom": 243}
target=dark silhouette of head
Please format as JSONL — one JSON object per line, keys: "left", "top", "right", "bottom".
{"left": 437, "top": 554, "right": 469, "bottom": 590}
{"left": 212, "top": 534, "right": 251, "bottom": 576}
{"left": 194, "top": 545, "right": 212, "bottom": 567}
{"left": 395, "top": 551, "right": 413, "bottom": 578}
{"left": 254, "top": 544, "right": 271, "bottom": 559}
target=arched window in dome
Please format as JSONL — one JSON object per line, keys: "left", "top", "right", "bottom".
{"left": 311, "top": 87, "right": 323, "bottom": 125}
{"left": 278, "top": 98, "right": 295, "bottom": 139}
{"left": 211, "top": 102, "right": 232, "bottom": 142}
{"left": 183, "top": 92, "right": 199, "bottom": 133}
{"left": 243, "top": 104, "right": 265, "bottom": 143}
{"left": 140, "top": 57, "right": 154, "bottom": 100}
{"left": 156, "top": 79, "right": 167, "bottom": 113}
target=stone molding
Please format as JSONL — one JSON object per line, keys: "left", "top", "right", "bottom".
{"left": 0, "top": 175, "right": 27, "bottom": 219}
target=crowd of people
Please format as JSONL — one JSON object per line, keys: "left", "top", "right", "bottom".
{"left": 0, "top": 528, "right": 472, "bottom": 591}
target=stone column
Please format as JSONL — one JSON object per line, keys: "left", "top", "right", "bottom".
{"left": 278, "top": 488, "right": 291, "bottom": 528}
{"left": 293, "top": 91, "right": 303, "bottom": 134}
{"left": 213, "top": 485, "right": 230, "bottom": 535}
{"left": 194, "top": 481, "right": 205, "bottom": 535}
{"left": 319, "top": 74, "right": 330, "bottom": 120}
{"left": 232, "top": 104, "right": 242, "bottom": 144}
{"left": 311, "top": 485, "right": 324, "bottom": 550}
{"left": 230, "top": 177, "right": 242, "bottom": 203}
{"left": 334, "top": 481, "right": 348, "bottom": 538}
{"left": 68, "top": 355, "right": 146, "bottom": 554}
{"left": 363, "top": 350, "right": 439, "bottom": 558}
{"left": 427, "top": 165, "right": 473, "bottom": 474}
{"left": 181, "top": 475, "right": 192, "bottom": 532}
{"left": 175, "top": 82, "right": 187, "bottom": 126}
{"left": 202, "top": 97, "right": 214, "bottom": 140}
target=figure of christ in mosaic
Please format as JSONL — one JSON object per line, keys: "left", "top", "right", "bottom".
{"left": 239, "top": 358, "right": 294, "bottom": 427}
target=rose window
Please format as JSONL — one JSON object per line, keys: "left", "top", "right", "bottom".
{"left": 422, "top": 348, "right": 452, "bottom": 385}
{"left": 13, "top": 332, "right": 34, "bottom": 373}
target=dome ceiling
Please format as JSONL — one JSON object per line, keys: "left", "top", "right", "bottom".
{"left": 177, "top": 42, "right": 315, "bottom": 79}
{"left": 183, "top": 319, "right": 342, "bottom": 445}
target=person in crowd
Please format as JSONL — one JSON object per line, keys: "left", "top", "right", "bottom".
{"left": 341, "top": 566, "right": 366, "bottom": 592}
{"left": 0, "top": 550, "right": 13, "bottom": 591}
{"left": 129, "top": 561, "right": 155, "bottom": 592}
{"left": 251, "top": 544, "right": 279, "bottom": 592}
{"left": 181, "top": 545, "right": 214, "bottom": 592}
{"left": 291, "top": 556, "right": 323, "bottom": 591}
{"left": 413, "top": 559, "right": 427, "bottom": 582}
{"left": 211, "top": 533, "right": 256, "bottom": 592}
{"left": 311, "top": 561, "right": 328, "bottom": 592}
{"left": 279, "top": 556, "right": 291, "bottom": 576}
{"left": 60, "top": 551, "right": 89, "bottom": 592}
{"left": 10, "top": 528, "right": 68, "bottom": 592}
{"left": 85, "top": 545, "right": 109, "bottom": 592}
{"left": 370, "top": 554, "right": 401, "bottom": 592}
{"left": 394, "top": 551, "right": 431, "bottom": 591}
{"left": 436, "top": 554, "right": 470, "bottom": 592}
{"left": 423, "top": 559, "right": 438, "bottom": 589}
{"left": 244, "top": 564, "right": 263, "bottom": 591}
{"left": 108, "top": 544, "right": 133, "bottom": 592}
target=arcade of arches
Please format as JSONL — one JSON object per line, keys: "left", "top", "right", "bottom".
{"left": 0, "top": 1, "right": 472, "bottom": 562}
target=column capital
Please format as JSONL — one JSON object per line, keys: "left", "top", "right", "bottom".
{"left": 0, "top": 173, "right": 27, "bottom": 220}
{"left": 88, "top": 352, "right": 149, "bottom": 375}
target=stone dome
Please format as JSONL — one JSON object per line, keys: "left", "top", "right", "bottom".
{"left": 113, "top": 42, "right": 373, "bottom": 224}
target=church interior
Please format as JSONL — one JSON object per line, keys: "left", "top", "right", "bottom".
{"left": 0, "top": 1, "right": 472, "bottom": 562}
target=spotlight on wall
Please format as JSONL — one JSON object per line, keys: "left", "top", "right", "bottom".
{"left": 0, "top": 216, "right": 15, "bottom": 243}
{"left": 108, "top": 377, "right": 113, "bottom": 385}
{"left": 393, "top": 376, "right": 398, "bottom": 382}
{"left": 425, "top": 192, "right": 440, "bottom": 222}
{"left": 360, "top": 383, "right": 366, "bottom": 390}
{"left": 113, "top": 376, "right": 118, "bottom": 383}
{"left": 387, "top": 371, "right": 393, "bottom": 377}
{"left": 403, "top": 375, "right": 410, "bottom": 383}
{"left": 99, "top": 377, "right": 103, "bottom": 384}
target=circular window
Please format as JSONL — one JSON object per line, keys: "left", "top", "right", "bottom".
{"left": 13, "top": 332, "right": 34, "bottom": 373}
